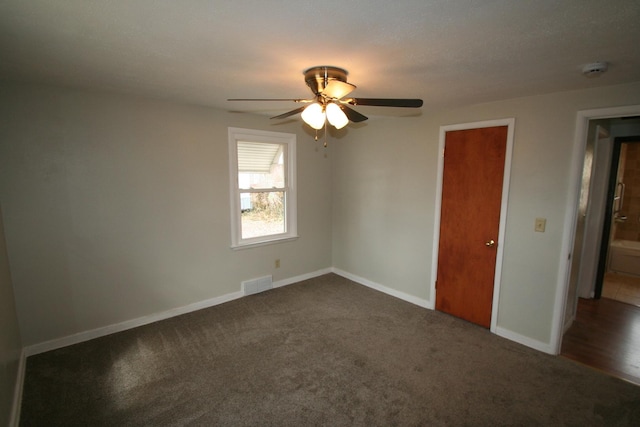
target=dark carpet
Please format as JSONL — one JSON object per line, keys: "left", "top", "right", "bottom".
{"left": 20, "top": 273, "right": 640, "bottom": 426}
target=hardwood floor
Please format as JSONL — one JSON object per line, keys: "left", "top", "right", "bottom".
{"left": 561, "top": 297, "right": 640, "bottom": 385}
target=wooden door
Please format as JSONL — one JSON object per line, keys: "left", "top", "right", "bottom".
{"left": 435, "top": 126, "right": 508, "bottom": 328}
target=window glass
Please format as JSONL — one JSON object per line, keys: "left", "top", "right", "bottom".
{"left": 241, "top": 191, "right": 285, "bottom": 239}
{"left": 237, "top": 142, "right": 284, "bottom": 190}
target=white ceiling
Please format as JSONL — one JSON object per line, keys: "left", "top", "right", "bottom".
{"left": 1, "top": 1, "right": 639, "bottom": 119}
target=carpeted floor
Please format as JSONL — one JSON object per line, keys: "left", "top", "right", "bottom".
{"left": 20, "top": 273, "right": 640, "bottom": 426}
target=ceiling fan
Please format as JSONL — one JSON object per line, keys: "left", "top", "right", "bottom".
{"left": 228, "top": 66, "right": 423, "bottom": 131}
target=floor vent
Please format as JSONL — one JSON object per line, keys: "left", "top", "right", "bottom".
{"left": 242, "top": 275, "right": 273, "bottom": 296}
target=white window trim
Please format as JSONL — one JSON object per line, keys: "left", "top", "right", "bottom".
{"left": 228, "top": 127, "right": 298, "bottom": 249}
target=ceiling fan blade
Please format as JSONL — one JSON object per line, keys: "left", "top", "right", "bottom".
{"left": 345, "top": 98, "right": 423, "bottom": 108}
{"left": 321, "top": 81, "right": 356, "bottom": 100}
{"left": 340, "top": 105, "right": 368, "bottom": 123}
{"left": 270, "top": 106, "right": 306, "bottom": 120}
{"left": 228, "top": 98, "right": 310, "bottom": 102}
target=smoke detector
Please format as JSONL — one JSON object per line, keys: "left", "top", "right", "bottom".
{"left": 582, "top": 62, "right": 608, "bottom": 78}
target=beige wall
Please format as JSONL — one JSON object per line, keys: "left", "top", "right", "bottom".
{"left": 0, "top": 83, "right": 333, "bottom": 346}
{"left": 0, "top": 205, "right": 22, "bottom": 426}
{"left": 332, "top": 82, "right": 640, "bottom": 347}
{"left": 2, "top": 79, "right": 640, "bottom": 356}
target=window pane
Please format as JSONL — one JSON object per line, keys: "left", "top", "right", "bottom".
{"left": 240, "top": 191, "right": 285, "bottom": 239}
{"left": 237, "top": 142, "right": 284, "bottom": 190}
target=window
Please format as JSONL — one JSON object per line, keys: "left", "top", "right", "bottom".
{"left": 228, "top": 127, "right": 297, "bottom": 248}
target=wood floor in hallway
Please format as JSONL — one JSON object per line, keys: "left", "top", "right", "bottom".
{"left": 561, "top": 297, "right": 640, "bottom": 386}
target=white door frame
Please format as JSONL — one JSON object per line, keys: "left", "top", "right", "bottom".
{"left": 551, "top": 104, "right": 640, "bottom": 355}
{"left": 430, "top": 118, "right": 515, "bottom": 333}
{"left": 576, "top": 125, "right": 611, "bottom": 300}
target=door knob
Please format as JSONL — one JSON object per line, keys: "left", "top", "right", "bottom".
{"left": 485, "top": 239, "right": 496, "bottom": 247}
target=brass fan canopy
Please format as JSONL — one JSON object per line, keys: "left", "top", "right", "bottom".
{"left": 304, "top": 66, "right": 348, "bottom": 96}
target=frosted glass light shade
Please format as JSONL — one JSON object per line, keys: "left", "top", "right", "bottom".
{"left": 301, "top": 103, "right": 326, "bottom": 130}
{"left": 326, "top": 102, "right": 349, "bottom": 129}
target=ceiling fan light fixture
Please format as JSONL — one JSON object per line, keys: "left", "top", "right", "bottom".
{"left": 301, "top": 102, "right": 325, "bottom": 129}
{"left": 326, "top": 102, "right": 349, "bottom": 129}
{"left": 230, "top": 65, "right": 424, "bottom": 134}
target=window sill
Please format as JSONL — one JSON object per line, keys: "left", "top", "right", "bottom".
{"left": 230, "top": 235, "right": 299, "bottom": 250}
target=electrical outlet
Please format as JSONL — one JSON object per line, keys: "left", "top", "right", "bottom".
{"left": 275, "top": 259, "right": 280, "bottom": 268}
{"left": 535, "top": 218, "right": 546, "bottom": 233}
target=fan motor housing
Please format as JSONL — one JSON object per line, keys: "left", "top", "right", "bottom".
{"left": 304, "top": 66, "right": 348, "bottom": 95}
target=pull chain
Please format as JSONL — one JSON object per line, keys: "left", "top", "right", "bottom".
{"left": 323, "top": 68, "right": 329, "bottom": 147}
{"left": 324, "top": 123, "right": 328, "bottom": 147}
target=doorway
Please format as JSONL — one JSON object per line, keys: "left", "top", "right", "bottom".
{"left": 431, "top": 119, "right": 515, "bottom": 331}
{"left": 560, "top": 111, "right": 640, "bottom": 336}
{"left": 554, "top": 105, "right": 640, "bottom": 380}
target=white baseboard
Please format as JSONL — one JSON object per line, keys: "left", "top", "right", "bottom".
{"left": 495, "top": 326, "right": 554, "bottom": 354}
{"left": 24, "top": 290, "right": 244, "bottom": 356}
{"left": 332, "top": 268, "right": 555, "bottom": 355}
{"left": 9, "top": 349, "right": 26, "bottom": 427}
{"left": 22, "top": 267, "right": 552, "bottom": 362}
{"left": 9, "top": 266, "right": 561, "bottom": 426}
{"left": 331, "top": 268, "right": 431, "bottom": 309}
{"left": 10, "top": 268, "right": 331, "bottom": 424}
{"left": 273, "top": 268, "right": 333, "bottom": 288}
{"left": 23, "top": 268, "right": 334, "bottom": 357}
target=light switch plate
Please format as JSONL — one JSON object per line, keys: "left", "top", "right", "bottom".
{"left": 535, "top": 218, "right": 546, "bottom": 232}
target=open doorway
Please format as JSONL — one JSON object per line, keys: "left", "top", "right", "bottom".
{"left": 564, "top": 115, "right": 640, "bottom": 326}
{"left": 560, "top": 112, "right": 640, "bottom": 383}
